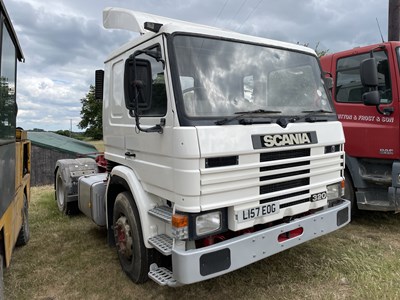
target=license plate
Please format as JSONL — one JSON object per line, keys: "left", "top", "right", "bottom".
{"left": 237, "top": 201, "right": 280, "bottom": 223}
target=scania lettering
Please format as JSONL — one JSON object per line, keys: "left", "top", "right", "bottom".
{"left": 263, "top": 132, "right": 312, "bottom": 147}
{"left": 55, "top": 8, "right": 350, "bottom": 286}
{"left": 320, "top": 41, "right": 400, "bottom": 212}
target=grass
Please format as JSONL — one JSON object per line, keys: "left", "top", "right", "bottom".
{"left": 86, "top": 139, "right": 105, "bottom": 153}
{"left": 5, "top": 187, "right": 400, "bottom": 299}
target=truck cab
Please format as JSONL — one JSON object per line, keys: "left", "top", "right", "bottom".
{"left": 56, "top": 8, "right": 350, "bottom": 286}
{"left": 320, "top": 42, "right": 400, "bottom": 212}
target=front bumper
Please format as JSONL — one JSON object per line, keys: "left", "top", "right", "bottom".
{"left": 171, "top": 199, "right": 350, "bottom": 285}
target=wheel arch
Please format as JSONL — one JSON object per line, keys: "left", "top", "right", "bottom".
{"left": 344, "top": 154, "right": 358, "bottom": 187}
{"left": 106, "top": 166, "right": 163, "bottom": 248}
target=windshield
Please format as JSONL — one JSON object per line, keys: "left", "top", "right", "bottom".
{"left": 171, "top": 35, "right": 332, "bottom": 123}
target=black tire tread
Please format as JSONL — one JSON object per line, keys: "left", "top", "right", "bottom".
{"left": 113, "top": 192, "right": 150, "bottom": 284}
{"left": 56, "top": 169, "right": 78, "bottom": 216}
{"left": 344, "top": 170, "right": 358, "bottom": 217}
{"left": 16, "top": 194, "right": 30, "bottom": 247}
{"left": 0, "top": 254, "right": 4, "bottom": 300}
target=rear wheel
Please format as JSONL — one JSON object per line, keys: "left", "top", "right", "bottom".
{"left": 113, "top": 192, "right": 150, "bottom": 283}
{"left": 55, "top": 168, "right": 77, "bottom": 215}
{"left": 16, "top": 193, "right": 30, "bottom": 246}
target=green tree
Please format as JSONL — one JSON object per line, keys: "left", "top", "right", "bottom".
{"left": 0, "top": 76, "right": 16, "bottom": 140}
{"left": 55, "top": 129, "right": 71, "bottom": 137}
{"left": 297, "top": 42, "right": 329, "bottom": 57}
{"left": 314, "top": 42, "right": 329, "bottom": 58}
{"left": 78, "top": 85, "right": 103, "bottom": 140}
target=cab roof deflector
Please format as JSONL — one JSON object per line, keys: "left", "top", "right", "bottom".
{"left": 103, "top": 7, "right": 223, "bottom": 35}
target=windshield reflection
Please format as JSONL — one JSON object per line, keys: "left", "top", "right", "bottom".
{"left": 172, "top": 35, "right": 332, "bottom": 120}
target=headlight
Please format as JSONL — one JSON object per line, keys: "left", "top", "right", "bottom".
{"left": 172, "top": 209, "right": 228, "bottom": 240}
{"left": 196, "top": 211, "right": 222, "bottom": 236}
{"left": 327, "top": 181, "right": 345, "bottom": 200}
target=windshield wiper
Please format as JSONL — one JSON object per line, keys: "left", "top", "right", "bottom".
{"left": 234, "top": 109, "right": 282, "bottom": 115}
{"left": 290, "top": 109, "right": 333, "bottom": 123}
{"left": 215, "top": 109, "right": 281, "bottom": 125}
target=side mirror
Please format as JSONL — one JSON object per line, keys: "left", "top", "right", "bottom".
{"left": 95, "top": 70, "right": 104, "bottom": 101}
{"left": 362, "top": 90, "right": 380, "bottom": 106}
{"left": 324, "top": 77, "right": 333, "bottom": 90}
{"left": 360, "top": 58, "right": 378, "bottom": 87}
{"left": 124, "top": 57, "right": 152, "bottom": 113}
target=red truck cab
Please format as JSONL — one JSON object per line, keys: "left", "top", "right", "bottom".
{"left": 320, "top": 42, "right": 400, "bottom": 212}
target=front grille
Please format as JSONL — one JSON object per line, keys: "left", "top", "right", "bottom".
{"left": 261, "top": 160, "right": 309, "bottom": 172}
{"left": 260, "top": 148, "right": 310, "bottom": 162}
{"left": 200, "top": 141, "right": 344, "bottom": 218}
{"left": 259, "top": 148, "right": 311, "bottom": 195}
{"left": 260, "top": 178, "right": 310, "bottom": 194}
{"left": 280, "top": 198, "right": 310, "bottom": 208}
{"left": 260, "top": 169, "right": 309, "bottom": 181}
{"left": 260, "top": 190, "right": 309, "bottom": 204}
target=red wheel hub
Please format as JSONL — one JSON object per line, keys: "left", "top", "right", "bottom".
{"left": 114, "top": 216, "right": 133, "bottom": 258}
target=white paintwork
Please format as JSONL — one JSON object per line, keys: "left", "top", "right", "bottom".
{"left": 102, "top": 8, "right": 315, "bottom": 63}
{"left": 103, "top": 7, "right": 223, "bottom": 35}
{"left": 108, "top": 165, "right": 166, "bottom": 248}
{"left": 99, "top": 8, "right": 349, "bottom": 284}
{"left": 102, "top": 8, "right": 344, "bottom": 216}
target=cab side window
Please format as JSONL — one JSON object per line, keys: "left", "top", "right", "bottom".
{"left": 0, "top": 23, "right": 17, "bottom": 143}
{"left": 336, "top": 51, "right": 392, "bottom": 104}
{"left": 136, "top": 47, "right": 167, "bottom": 116}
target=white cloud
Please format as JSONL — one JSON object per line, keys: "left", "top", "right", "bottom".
{"left": 2, "top": 0, "right": 391, "bottom": 131}
{"left": 16, "top": 74, "right": 85, "bottom": 131}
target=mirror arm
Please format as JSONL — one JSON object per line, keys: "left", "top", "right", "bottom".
{"left": 126, "top": 49, "right": 164, "bottom": 133}
{"left": 129, "top": 109, "right": 164, "bottom": 133}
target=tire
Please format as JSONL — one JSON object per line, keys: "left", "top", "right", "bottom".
{"left": 0, "top": 254, "right": 4, "bottom": 300}
{"left": 16, "top": 193, "right": 30, "bottom": 246}
{"left": 113, "top": 192, "right": 150, "bottom": 283}
{"left": 55, "top": 168, "right": 77, "bottom": 215}
{"left": 344, "top": 170, "right": 358, "bottom": 216}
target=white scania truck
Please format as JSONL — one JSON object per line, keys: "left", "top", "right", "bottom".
{"left": 55, "top": 8, "right": 351, "bottom": 286}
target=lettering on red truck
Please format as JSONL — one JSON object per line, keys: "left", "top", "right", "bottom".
{"left": 337, "top": 114, "right": 395, "bottom": 124}
{"left": 379, "top": 149, "right": 394, "bottom": 155}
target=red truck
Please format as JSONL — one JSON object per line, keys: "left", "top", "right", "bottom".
{"left": 320, "top": 42, "right": 400, "bottom": 213}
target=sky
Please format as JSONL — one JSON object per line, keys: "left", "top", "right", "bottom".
{"left": 3, "top": 0, "right": 390, "bottom": 132}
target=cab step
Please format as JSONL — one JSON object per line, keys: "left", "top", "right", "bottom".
{"left": 148, "top": 205, "right": 172, "bottom": 223}
{"left": 148, "top": 264, "right": 177, "bottom": 286}
{"left": 148, "top": 234, "right": 172, "bottom": 255}
{"left": 360, "top": 174, "right": 391, "bottom": 185}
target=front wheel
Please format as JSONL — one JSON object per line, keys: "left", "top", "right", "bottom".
{"left": 0, "top": 254, "right": 4, "bottom": 300}
{"left": 113, "top": 192, "right": 150, "bottom": 283}
{"left": 16, "top": 193, "right": 30, "bottom": 246}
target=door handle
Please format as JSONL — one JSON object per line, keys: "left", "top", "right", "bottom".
{"left": 125, "top": 151, "right": 136, "bottom": 157}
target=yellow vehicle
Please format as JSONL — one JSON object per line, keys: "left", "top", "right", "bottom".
{"left": 0, "top": 0, "right": 30, "bottom": 295}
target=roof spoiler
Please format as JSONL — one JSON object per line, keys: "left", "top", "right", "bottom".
{"left": 102, "top": 7, "right": 222, "bottom": 35}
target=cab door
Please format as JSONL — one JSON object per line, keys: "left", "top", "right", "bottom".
{"left": 332, "top": 48, "right": 399, "bottom": 160}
